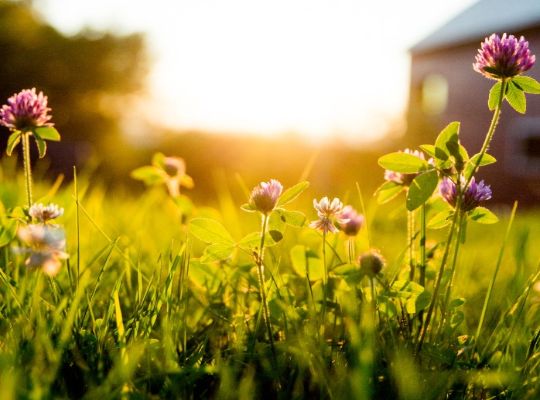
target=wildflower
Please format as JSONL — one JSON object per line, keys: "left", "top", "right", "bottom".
{"left": 17, "top": 224, "right": 67, "bottom": 276}
{"left": 310, "top": 197, "right": 347, "bottom": 233}
{"left": 249, "top": 179, "right": 283, "bottom": 214}
{"left": 473, "top": 33, "right": 535, "bottom": 80}
{"left": 338, "top": 205, "right": 364, "bottom": 236}
{"left": 359, "top": 250, "right": 385, "bottom": 277}
{"left": 161, "top": 156, "right": 193, "bottom": 197}
{"left": 384, "top": 149, "right": 432, "bottom": 186}
{"left": 29, "top": 203, "right": 64, "bottom": 223}
{"left": 0, "top": 88, "right": 53, "bottom": 131}
{"left": 439, "top": 176, "right": 492, "bottom": 212}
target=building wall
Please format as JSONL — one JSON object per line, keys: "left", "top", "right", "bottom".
{"left": 407, "top": 28, "right": 540, "bottom": 204}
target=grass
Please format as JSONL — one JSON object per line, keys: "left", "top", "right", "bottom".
{"left": 1, "top": 158, "right": 540, "bottom": 400}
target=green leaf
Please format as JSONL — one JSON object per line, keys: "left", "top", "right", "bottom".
{"left": 427, "top": 209, "right": 454, "bottom": 229}
{"left": 512, "top": 76, "right": 540, "bottom": 94}
{"left": 274, "top": 208, "right": 306, "bottom": 227}
{"left": 406, "top": 170, "right": 439, "bottom": 211}
{"left": 420, "top": 144, "right": 448, "bottom": 161}
{"left": 174, "top": 195, "right": 194, "bottom": 216}
{"left": 434, "top": 122, "right": 460, "bottom": 157}
{"left": 6, "top": 131, "right": 21, "bottom": 156}
{"left": 506, "top": 82, "right": 526, "bottom": 113}
{"left": 415, "top": 291, "right": 432, "bottom": 313}
{"left": 465, "top": 153, "right": 497, "bottom": 177}
{"left": 332, "top": 263, "right": 363, "bottom": 284}
{"left": 238, "top": 231, "right": 278, "bottom": 251}
{"left": 468, "top": 207, "right": 498, "bottom": 224}
{"left": 277, "top": 181, "right": 310, "bottom": 206}
{"left": 240, "top": 203, "right": 256, "bottom": 212}
{"left": 0, "top": 219, "right": 17, "bottom": 247}
{"left": 130, "top": 166, "right": 166, "bottom": 185}
{"left": 375, "top": 181, "right": 404, "bottom": 204}
{"left": 290, "top": 245, "right": 324, "bottom": 281}
{"left": 201, "top": 243, "right": 235, "bottom": 262}
{"left": 189, "top": 259, "right": 224, "bottom": 291}
{"left": 488, "top": 81, "right": 503, "bottom": 111}
{"left": 33, "top": 126, "right": 61, "bottom": 141}
{"left": 34, "top": 135, "right": 47, "bottom": 158}
{"left": 390, "top": 280, "right": 427, "bottom": 314}
{"left": 152, "top": 152, "right": 167, "bottom": 168}
{"left": 189, "top": 218, "right": 235, "bottom": 245}
{"left": 378, "top": 152, "right": 428, "bottom": 173}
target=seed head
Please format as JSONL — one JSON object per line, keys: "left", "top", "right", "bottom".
{"left": 473, "top": 33, "right": 535, "bottom": 80}
{"left": 439, "top": 176, "right": 492, "bottom": 212}
{"left": 358, "top": 250, "right": 385, "bottom": 277}
{"left": 249, "top": 179, "right": 283, "bottom": 214}
{"left": 338, "top": 205, "right": 364, "bottom": 236}
{"left": 29, "top": 203, "right": 64, "bottom": 223}
{"left": 0, "top": 88, "right": 53, "bottom": 131}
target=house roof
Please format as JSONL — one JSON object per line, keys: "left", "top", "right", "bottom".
{"left": 411, "top": 0, "right": 540, "bottom": 54}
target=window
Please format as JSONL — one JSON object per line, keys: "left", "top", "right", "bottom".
{"left": 505, "top": 117, "right": 540, "bottom": 177}
{"left": 421, "top": 74, "right": 448, "bottom": 115}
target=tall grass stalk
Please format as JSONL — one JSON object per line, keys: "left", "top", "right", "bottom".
{"left": 475, "top": 201, "right": 518, "bottom": 347}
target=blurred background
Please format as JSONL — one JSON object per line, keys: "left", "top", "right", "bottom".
{"left": 1, "top": 0, "right": 539, "bottom": 204}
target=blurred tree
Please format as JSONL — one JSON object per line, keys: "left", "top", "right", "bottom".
{"left": 0, "top": 0, "right": 148, "bottom": 177}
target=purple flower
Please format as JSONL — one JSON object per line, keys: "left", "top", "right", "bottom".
{"left": 0, "top": 88, "right": 53, "bottom": 131}
{"left": 249, "top": 179, "right": 283, "bottom": 214}
{"left": 439, "top": 177, "right": 492, "bottom": 212}
{"left": 384, "top": 149, "right": 432, "bottom": 186}
{"left": 338, "top": 205, "right": 364, "bottom": 236}
{"left": 310, "top": 197, "right": 347, "bottom": 233}
{"left": 473, "top": 33, "right": 535, "bottom": 80}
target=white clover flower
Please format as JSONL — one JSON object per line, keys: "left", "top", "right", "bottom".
{"left": 17, "top": 224, "right": 67, "bottom": 276}
{"left": 309, "top": 197, "right": 348, "bottom": 233}
{"left": 29, "top": 203, "right": 64, "bottom": 223}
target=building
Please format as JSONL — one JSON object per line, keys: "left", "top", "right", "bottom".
{"left": 407, "top": 0, "right": 540, "bottom": 203}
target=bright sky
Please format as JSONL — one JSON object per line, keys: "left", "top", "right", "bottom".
{"left": 35, "top": 0, "right": 476, "bottom": 144}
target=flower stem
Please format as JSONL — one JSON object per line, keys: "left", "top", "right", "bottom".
{"left": 256, "top": 213, "right": 276, "bottom": 360}
{"left": 416, "top": 200, "right": 461, "bottom": 355}
{"left": 348, "top": 238, "right": 354, "bottom": 264}
{"left": 419, "top": 204, "right": 427, "bottom": 287}
{"left": 408, "top": 210, "right": 415, "bottom": 281}
{"left": 21, "top": 132, "right": 33, "bottom": 207}
{"left": 465, "top": 79, "right": 507, "bottom": 184}
{"left": 321, "top": 230, "right": 328, "bottom": 331}
{"left": 438, "top": 211, "right": 465, "bottom": 334}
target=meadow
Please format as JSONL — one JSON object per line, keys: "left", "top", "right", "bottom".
{"left": 1, "top": 33, "right": 540, "bottom": 400}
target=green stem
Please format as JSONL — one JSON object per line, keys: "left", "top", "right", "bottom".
{"left": 408, "top": 210, "right": 415, "bottom": 281}
{"left": 255, "top": 213, "right": 276, "bottom": 360}
{"left": 419, "top": 204, "right": 427, "bottom": 287}
{"left": 416, "top": 200, "right": 461, "bottom": 355}
{"left": 465, "top": 79, "right": 507, "bottom": 184}
{"left": 438, "top": 211, "right": 465, "bottom": 334}
{"left": 348, "top": 238, "right": 354, "bottom": 264}
{"left": 321, "top": 230, "right": 328, "bottom": 332}
{"left": 21, "top": 132, "right": 33, "bottom": 207}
